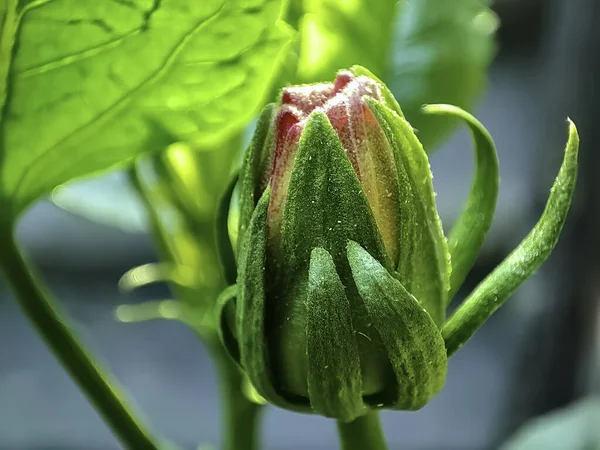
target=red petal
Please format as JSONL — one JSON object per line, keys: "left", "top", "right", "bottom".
{"left": 281, "top": 83, "right": 335, "bottom": 115}
{"left": 324, "top": 97, "right": 361, "bottom": 175}
{"left": 333, "top": 71, "right": 354, "bottom": 93}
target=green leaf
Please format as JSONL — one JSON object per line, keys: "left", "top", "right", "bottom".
{"left": 114, "top": 299, "right": 183, "bottom": 323}
{"left": 237, "top": 186, "right": 304, "bottom": 412}
{"left": 390, "top": 0, "right": 497, "bottom": 150}
{"left": 275, "top": 113, "right": 395, "bottom": 400}
{"left": 422, "top": 104, "right": 499, "bottom": 301}
{"left": 123, "top": 139, "right": 242, "bottom": 325}
{"left": 442, "top": 120, "right": 579, "bottom": 356}
{"left": 366, "top": 98, "right": 450, "bottom": 326}
{"left": 306, "top": 247, "right": 365, "bottom": 422}
{"left": 118, "top": 262, "right": 196, "bottom": 292}
{"left": 347, "top": 240, "right": 447, "bottom": 410}
{"left": 280, "top": 111, "right": 389, "bottom": 275}
{"left": 238, "top": 103, "right": 275, "bottom": 248}
{"left": 216, "top": 284, "right": 241, "bottom": 365}
{"left": 295, "top": 0, "right": 399, "bottom": 82}
{"left": 0, "top": 0, "right": 293, "bottom": 217}
{"left": 216, "top": 171, "right": 239, "bottom": 286}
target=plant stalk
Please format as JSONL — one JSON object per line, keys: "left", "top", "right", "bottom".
{"left": 0, "top": 231, "right": 160, "bottom": 450}
{"left": 209, "top": 341, "right": 263, "bottom": 450}
{"left": 337, "top": 412, "right": 389, "bottom": 450}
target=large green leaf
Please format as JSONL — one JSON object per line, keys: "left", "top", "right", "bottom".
{"left": 0, "top": 0, "right": 292, "bottom": 217}
{"left": 295, "top": 0, "right": 399, "bottom": 82}
{"left": 390, "top": 0, "right": 497, "bottom": 150}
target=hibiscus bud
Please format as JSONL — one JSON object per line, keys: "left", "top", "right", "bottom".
{"left": 219, "top": 66, "right": 450, "bottom": 422}
{"left": 218, "top": 65, "right": 579, "bottom": 424}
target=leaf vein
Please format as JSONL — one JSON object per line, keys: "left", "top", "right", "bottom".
{"left": 108, "top": 0, "right": 145, "bottom": 13}
{"left": 18, "top": 0, "right": 59, "bottom": 17}
{"left": 16, "top": 28, "right": 142, "bottom": 78}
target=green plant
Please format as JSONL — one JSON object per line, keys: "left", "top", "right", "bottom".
{"left": 0, "top": 1, "right": 576, "bottom": 450}
{"left": 217, "top": 66, "right": 579, "bottom": 450}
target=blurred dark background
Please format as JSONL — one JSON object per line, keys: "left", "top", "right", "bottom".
{"left": 1, "top": 0, "right": 599, "bottom": 449}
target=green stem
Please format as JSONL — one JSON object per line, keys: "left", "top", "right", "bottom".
{"left": 0, "top": 231, "right": 160, "bottom": 450}
{"left": 128, "top": 164, "right": 177, "bottom": 263}
{"left": 337, "top": 412, "right": 389, "bottom": 450}
{"left": 210, "top": 342, "right": 263, "bottom": 450}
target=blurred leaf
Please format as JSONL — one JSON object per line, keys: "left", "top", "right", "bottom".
{"left": 54, "top": 131, "right": 244, "bottom": 233}
{"left": 0, "top": 0, "right": 293, "bottom": 217}
{"left": 292, "top": 0, "right": 496, "bottom": 150}
{"left": 127, "top": 137, "right": 242, "bottom": 324}
{"left": 52, "top": 170, "right": 147, "bottom": 232}
{"left": 296, "top": 0, "right": 399, "bottom": 82}
{"left": 281, "top": 0, "right": 304, "bottom": 30}
{"left": 118, "top": 262, "right": 196, "bottom": 292}
{"left": 115, "top": 299, "right": 183, "bottom": 323}
{"left": 389, "top": 0, "right": 497, "bottom": 150}
{"left": 501, "top": 397, "right": 600, "bottom": 450}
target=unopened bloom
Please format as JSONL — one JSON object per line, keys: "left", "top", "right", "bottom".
{"left": 218, "top": 66, "right": 579, "bottom": 422}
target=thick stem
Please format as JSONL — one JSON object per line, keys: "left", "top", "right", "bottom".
{"left": 0, "top": 231, "right": 160, "bottom": 450}
{"left": 210, "top": 342, "right": 263, "bottom": 450}
{"left": 337, "top": 412, "right": 389, "bottom": 450}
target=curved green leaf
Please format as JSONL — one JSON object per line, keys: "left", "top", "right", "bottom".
{"left": 281, "top": 111, "right": 389, "bottom": 274}
{"left": 115, "top": 299, "right": 183, "bottom": 323}
{"left": 307, "top": 247, "right": 365, "bottom": 422}
{"left": 216, "top": 171, "right": 239, "bottom": 286}
{"left": 216, "top": 284, "right": 241, "bottom": 365}
{"left": 422, "top": 104, "right": 499, "bottom": 301}
{"left": 0, "top": 0, "right": 293, "bottom": 217}
{"left": 366, "top": 98, "right": 450, "bottom": 325}
{"left": 238, "top": 103, "right": 275, "bottom": 248}
{"left": 443, "top": 120, "right": 579, "bottom": 356}
{"left": 390, "top": 0, "right": 497, "bottom": 150}
{"left": 237, "top": 187, "right": 304, "bottom": 411}
{"left": 347, "top": 240, "right": 447, "bottom": 410}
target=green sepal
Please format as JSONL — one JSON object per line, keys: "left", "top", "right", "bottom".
{"left": 347, "top": 240, "right": 448, "bottom": 410}
{"left": 423, "top": 104, "right": 499, "bottom": 302}
{"left": 216, "top": 172, "right": 240, "bottom": 285}
{"left": 365, "top": 98, "right": 450, "bottom": 326}
{"left": 350, "top": 65, "right": 404, "bottom": 118}
{"left": 280, "top": 111, "right": 390, "bottom": 277}
{"left": 306, "top": 247, "right": 366, "bottom": 422}
{"left": 442, "top": 120, "right": 579, "bottom": 356}
{"left": 237, "top": 187, "right": 305, "bottom": 412}
{"left": 238, "top": 104, "right": 275, "bottom": 250}
{"left": 271, "top": 112, "right": 391, "bottom": 400}
{"left": 216, "top": 284, "right": 241, "bottom": 366}
{"left": 277, "top": 112, "right": 394, "bottom": 399}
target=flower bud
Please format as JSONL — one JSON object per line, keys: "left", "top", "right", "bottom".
{"left": 221, "top": 66, "right": 451, "bottom": 422}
